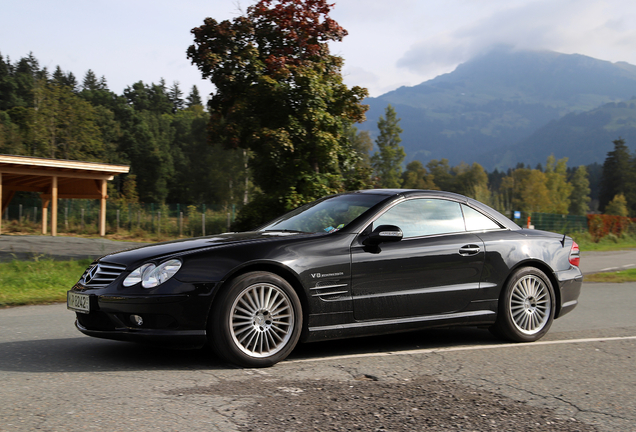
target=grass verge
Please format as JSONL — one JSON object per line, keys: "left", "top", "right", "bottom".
{"left": 584, "top": 268, "right": 636, "bottom": 283}
{"left": 571, "top": 232, "right": 636, "bottom": 252}
{"left": 0, "top": 259, "right": 92, "bottom": 307}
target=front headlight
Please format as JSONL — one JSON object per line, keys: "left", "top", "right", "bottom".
{"left": 123, "top": 259, "right": 182, "bottom": 288}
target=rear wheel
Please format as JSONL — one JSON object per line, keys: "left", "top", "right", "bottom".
{"left": 209, "top": 271, "right": 302, "bottom": 367}
{"left": 490, "top": 267, "right": 555, "bottom": 342}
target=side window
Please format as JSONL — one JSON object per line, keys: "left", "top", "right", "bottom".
{"left": 373, "top": 199, "right": 465, "bottom": 238}
{"left": 462, "top": 204, "right": 501, "bottom": 231}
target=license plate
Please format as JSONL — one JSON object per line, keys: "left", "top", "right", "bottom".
{"left": 67, "top": 291, "right": 90, "bottom": 314}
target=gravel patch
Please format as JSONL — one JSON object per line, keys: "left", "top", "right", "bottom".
{"left": 169, "top": 375, "right": 597, "bottom": 432}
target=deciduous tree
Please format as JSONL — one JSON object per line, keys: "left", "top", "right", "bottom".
{"left": 568, "top": 165, "right": 591, "bottom": 215}
{"left": 401, "top": 160, "right": 437, "bottom": 190}
{"left": 426, "top": 159, "right": 454, "bottom": 191}
{"left": 545, "top": 155, "right": 572, "bottom": 214}
{"left": 188, "top": 0, "right": 368, "bottom": 226}
{"left": 605, "top": 193, "right": 628, "bottom": 216}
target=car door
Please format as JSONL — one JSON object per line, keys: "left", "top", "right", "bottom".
{"left": 351, "top": 198, "right": 485, "bottom": 321}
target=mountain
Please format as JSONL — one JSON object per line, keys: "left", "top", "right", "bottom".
{"left": 360, "top": 47, "right": 636, "bottom": 170}
{"left": 474, "top": 100, "right": 636, "bottom": 168}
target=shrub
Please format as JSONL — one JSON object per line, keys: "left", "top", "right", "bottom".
{"left": 587, "top": 214, "right": 635, "bottom": 242}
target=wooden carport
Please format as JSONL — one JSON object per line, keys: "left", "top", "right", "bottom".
{"left": 0, "top": 155, "right": 130, "bottom": 236}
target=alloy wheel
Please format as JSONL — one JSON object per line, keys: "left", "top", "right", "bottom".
{"left": 229, "top": 282, "right": 294, "bottom": 358}
{"left": 509, "top": 274, "right": 552, "bottom": 335}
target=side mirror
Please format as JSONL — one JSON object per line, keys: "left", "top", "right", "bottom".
{"left": 364, "top": 225, "right": 403, "bottom": 245}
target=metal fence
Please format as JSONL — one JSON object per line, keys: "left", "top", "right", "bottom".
{"left": 511, "top": 211, "right": 588, "bottom": 233}
{"left": 2, "top": 198, "right": 239, "bottom": 238}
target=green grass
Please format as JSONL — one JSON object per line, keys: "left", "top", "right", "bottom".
{"left": 0, "top": 259, "right": 92, "bottom": 307}
{"left": 585, "top": 268, "right": 636, "bottom": 283}
{"left": 571, "top": 232, "right": 636, "bottom": 252}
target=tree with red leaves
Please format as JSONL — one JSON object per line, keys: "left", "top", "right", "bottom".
{"left": 188, "top": 0, "right": 369, "bottom": 228}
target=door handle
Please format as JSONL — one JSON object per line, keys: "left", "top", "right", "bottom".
{"left": 459, "top": 244, "right": 480, "bottom": 256}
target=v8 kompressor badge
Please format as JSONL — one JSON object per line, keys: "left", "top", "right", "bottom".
{"left": 311, "top": 272, "right": 344, "bottom": 279}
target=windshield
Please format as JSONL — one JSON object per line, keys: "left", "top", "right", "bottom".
{"left": 258, "top": 193, "right": 388, "bottom": 234}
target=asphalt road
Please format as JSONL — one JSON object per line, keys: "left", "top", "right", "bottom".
{"left": 0, "top": 234, "right": 149, "bottom": 262}
{"left": 0, "top": 282, "right": 634, "bottom": 431}
{"left": 1, "top": 234, "right": 635, "bottom": 431}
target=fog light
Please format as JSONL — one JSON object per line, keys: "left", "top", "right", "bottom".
{"left": 131, "top": 315, "right": 143, "bottom": 326}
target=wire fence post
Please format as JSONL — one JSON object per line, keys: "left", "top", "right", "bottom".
{"left": 202, "top": 204, "right": 206, "bottom": 237}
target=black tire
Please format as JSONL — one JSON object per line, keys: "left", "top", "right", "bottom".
{"left": 490, "top": 267, "right": 555, "bottom": 342}
{"left": 209, "top": 271, "right": 302, "bottom": 367}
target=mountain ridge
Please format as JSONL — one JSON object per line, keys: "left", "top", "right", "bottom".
{"left": 359, "top": 47, "right": 636, "bottom": 170}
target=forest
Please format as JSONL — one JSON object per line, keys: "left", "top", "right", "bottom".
{"left": 0, "top": 50, "right": 630, "bottom": 228}
{"left": 0, "top": 52, "right": 250, "bottom": 210}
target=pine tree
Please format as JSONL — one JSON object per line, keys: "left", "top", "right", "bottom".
{"left": 371, "top": 105, "right": 405, "bottom": 188}
{"left": 599, "top": 138, "right": 631, "bottom": 212}
{"left": 186, "top": 85, "right": 202, "bottom": 107}
{"left": 168, "top": 81, "right": 185, "bottom": 112}
{"left": 82, "top": 69, "right": 99, "bottom": 91}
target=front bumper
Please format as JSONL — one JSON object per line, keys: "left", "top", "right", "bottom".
{"left": 68, "top": 281, "right": 217, "bottom": 348}
{"left": 75, "top": 320, "right": 207, "bottom": 348}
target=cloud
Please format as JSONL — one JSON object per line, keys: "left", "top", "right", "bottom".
{"left": 397, "top": 0, "right": 636, "bottom": 75}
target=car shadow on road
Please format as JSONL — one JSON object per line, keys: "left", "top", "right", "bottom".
{"left": 0, "top": 337, "right": 225, "bottom": 373}
{"left": 290, "top": 326, "right": 501, "bottom": 361}
{"left": 0, "top": 327, "right": 502, "bottom": 373}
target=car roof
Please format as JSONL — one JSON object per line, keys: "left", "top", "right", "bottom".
{"left": 343, "top": 189, "right": 519, "bottom": 231}
{"left": 351, "top": 189, "right": 469, "bottom": 201}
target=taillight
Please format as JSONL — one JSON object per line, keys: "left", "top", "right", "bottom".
{"left": 569, "top": 241, "right": 580, "bottom": 267}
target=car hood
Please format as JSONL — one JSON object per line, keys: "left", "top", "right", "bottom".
{"left": 99, "top": 231, "right": 311, "bottom": 267}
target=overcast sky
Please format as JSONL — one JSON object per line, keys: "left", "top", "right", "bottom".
{"left": 2, "top": 0, "right": 636, "bottom": 99}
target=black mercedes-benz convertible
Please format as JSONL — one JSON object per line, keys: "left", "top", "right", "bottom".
{"left": 68, "top": 189, "right": 582, "bottom": 367}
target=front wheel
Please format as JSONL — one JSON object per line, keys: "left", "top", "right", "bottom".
{"left": 209, "top": 271, "right": 302, "bottom": 367}
{"left": 490, "top": 267, "right": 555, "bottom": 342}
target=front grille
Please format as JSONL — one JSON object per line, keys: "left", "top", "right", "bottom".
{"left": 80, "top": 262, "right": 127, "bottom": 287}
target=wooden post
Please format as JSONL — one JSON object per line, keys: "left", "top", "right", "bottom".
{"left": 0, "top": 171, "right": 2, "bottom": 235}
{"left": 42, "top": 199, "right": 50, "bottom": 235}
{"left": 51, "top": 176, "right": 58, "bottom": 236}
{"left": 100, "top": 179, "right": 107, "bottom": 237}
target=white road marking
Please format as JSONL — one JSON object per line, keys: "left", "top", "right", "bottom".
{"left": 287, "top": 336, "right": 636, "bottom": 364}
